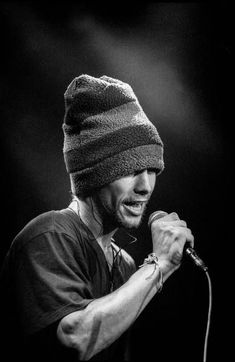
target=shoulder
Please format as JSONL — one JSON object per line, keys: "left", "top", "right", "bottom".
{"left": 11, "top": 209, "right": 82, "bottom": 254}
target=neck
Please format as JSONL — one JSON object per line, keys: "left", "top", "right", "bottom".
{"left": 69, "top": 197, "right": 117, "bottom": 251}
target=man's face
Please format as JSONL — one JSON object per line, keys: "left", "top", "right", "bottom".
{"left": 94, "top": 169, "right": 156, "bottom": 229}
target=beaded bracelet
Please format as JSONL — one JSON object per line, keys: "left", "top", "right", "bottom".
{"left": 139, "top": 252, "right": 163, "bottom": 292}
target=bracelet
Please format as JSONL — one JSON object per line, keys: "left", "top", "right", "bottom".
{"left": 139, "top": 253, "right": 163, "bottom": 292}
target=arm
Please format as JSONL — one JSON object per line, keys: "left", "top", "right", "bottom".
{"left": 57, "top": 262, "right": 161, "bottom": 360}
{"left": 57, "top": 212, "right": 194, "bottom": 360}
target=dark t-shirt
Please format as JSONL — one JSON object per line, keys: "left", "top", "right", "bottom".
{"left": 0, "top": 208, "right": 136, "bottom": 361}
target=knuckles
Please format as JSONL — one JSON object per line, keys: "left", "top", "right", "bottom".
{"left": 170, "top": 212, "right": 179, "bottom": 219}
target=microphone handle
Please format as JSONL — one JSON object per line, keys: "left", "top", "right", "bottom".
{"left": 184, "top": 247, "right": 208, "bottom": 272}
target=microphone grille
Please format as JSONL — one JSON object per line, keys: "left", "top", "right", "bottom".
{"left": 148, "top": 210, "right": 168, "bottom": 228}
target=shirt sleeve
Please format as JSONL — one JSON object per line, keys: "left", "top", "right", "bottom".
{"left": 14, "top": 231, "right": 94, "bottom": 336}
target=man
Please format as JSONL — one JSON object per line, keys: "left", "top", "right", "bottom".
{"left": 0, "top": 75, "right": 194, "bottom": 361}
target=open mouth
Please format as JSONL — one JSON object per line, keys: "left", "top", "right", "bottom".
{"left": 123, "top": 200, "right": 146, "bottom": 216}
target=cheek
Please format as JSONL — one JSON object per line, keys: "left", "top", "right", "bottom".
{"left": 99, "top": 176, "right": 135, "bottom": 209}
{"left": 107, "top": 179, "right": 132, "bottom": 200}
{"left": 98, "top": 186, "right": 123, "bottom": 210}
{"left": 150, "top": 173, "right": 157, "bottom": 190}
{"left": 109, "top": 187, "right": 126, "bottom": 209}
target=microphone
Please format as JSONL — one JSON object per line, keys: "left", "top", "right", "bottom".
{"left": 148, "top": 211, "right": 208, "bottom": 272}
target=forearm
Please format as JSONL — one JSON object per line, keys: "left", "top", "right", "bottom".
{"left": 57, "top": 263, "right": 162, "bottom": 360}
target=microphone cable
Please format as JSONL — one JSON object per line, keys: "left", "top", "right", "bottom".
{"left": 203, "top": 270, "right": 212, "bottom": 362}
{"left": 148, "top": 210, "right": 212, "bottom": 362}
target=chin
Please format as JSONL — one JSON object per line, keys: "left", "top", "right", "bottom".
{"left": 117, "top": 215, "right": 143, "bottom": 230}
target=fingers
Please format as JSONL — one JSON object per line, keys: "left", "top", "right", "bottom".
{"left": 150, "top": 211, "right": 195, "bottom": 277}
{"left": 151, "top": 211, "right": 190, "bottom": 227}
{"left": 168, "top": 227, "right": 194, "bottom": 266}
{"left": 174, "top": 226, "right": 194, "bottom": 249}
{"left": 163, "top": 212, "right": 179, "bottom": 221}
{"left": 156, "top": 219, "right": 187, "bottom": 228}
{"left": 158, "top": 227, "right": 194, "bottom": 268}
{"left": 157, "top": 225, "right": 194, "bottom": 249}
{"left": 183, "top": 228, "right": 194, "bottom": 249}
{"left": 151, "top": 211, "right": 195, "bottom": 256}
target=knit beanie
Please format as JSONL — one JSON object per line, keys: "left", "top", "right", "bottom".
{"left": 63, "top": 74, "right": 164, "bottom": 197}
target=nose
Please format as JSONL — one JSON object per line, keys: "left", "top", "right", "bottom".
{"left": 134, "top": 170, "right": 155, "bottom": 196}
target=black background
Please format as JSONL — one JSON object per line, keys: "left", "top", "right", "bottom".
{"left": 0, "top": 2, "right": 232, "bottom": 361}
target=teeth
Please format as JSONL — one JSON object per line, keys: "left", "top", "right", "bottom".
{"left": 123, "top": 201, "right": 145, "bottom": 216}
{"left": 125, "top": 202, "right": 142, "bottom": 208}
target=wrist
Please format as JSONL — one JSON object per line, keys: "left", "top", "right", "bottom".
{"left": 157, "top": 258, "right": 180, "bottom": 282}
{"left": 139, "top": 253, "right": 163, "bottom": 292}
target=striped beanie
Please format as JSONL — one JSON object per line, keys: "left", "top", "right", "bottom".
{"left": 63, "top": 74, "right": 164, "bottom": 197}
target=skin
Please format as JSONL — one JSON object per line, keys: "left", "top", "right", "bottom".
{"left": 93, "top": 168, "right": 157, "bottom": 230}
{"left": 57, "top": 169, "right": 194, "bottom": 360}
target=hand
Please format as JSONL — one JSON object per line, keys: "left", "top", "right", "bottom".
{"left": 150, "top": 212, "right": 194, "bottom": 279}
